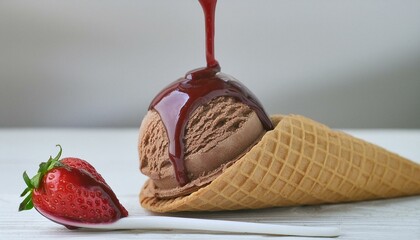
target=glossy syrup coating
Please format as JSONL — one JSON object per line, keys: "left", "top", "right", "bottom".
{"left": 149, "top": 0, "right": 273, "bottom": 186}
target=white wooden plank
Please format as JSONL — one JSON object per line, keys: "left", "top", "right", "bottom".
{"left": 1, "top": 129, "right": 420, "bottom": 239}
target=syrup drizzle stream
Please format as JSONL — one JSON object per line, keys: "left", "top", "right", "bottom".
{"left": 199, "top": 0, "right": 219, "bottom": 68}
{"left": 149, "top": 0, "right": 273, "bottom": 186}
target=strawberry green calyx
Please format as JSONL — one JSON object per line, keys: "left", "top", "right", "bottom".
{"left": 19, "top": 145, "right": 64, "bottom": 211}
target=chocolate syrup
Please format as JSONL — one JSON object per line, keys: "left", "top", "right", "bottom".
{"left": 199, "top": 0, "right": 218, "bottom": 68}
{"left": 149, "top": 0, "right": 273, "bottom": 186}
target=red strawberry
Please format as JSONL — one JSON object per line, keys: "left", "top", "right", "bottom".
{"left": 19, "top": 145, "right": 128, "bottom": 229}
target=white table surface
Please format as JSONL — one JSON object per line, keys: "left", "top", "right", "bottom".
{"left": 1, "top": 128, "right": 420, "bottom": 239}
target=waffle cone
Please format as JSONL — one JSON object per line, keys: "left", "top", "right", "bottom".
{"left": 140, "top": 115, "right": 420, "bottom": 212}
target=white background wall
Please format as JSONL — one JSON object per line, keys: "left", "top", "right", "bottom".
{"left": 1, "top": 0, "right": 419, "bottom": 128}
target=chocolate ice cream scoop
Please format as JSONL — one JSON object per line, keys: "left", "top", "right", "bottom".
{"left": 138, "top": 0, "right": 272, "bottom": 199}
{"left": 139, "top": 96, "right": 266, "bottom": 198}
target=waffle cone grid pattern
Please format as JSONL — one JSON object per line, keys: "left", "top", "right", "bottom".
{"left": 140, "top": 115, "right": 420, "bottom": 212}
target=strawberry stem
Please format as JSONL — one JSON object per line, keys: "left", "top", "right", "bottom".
{"left": 19, "top": 145, "right": 63, "bottom": 212}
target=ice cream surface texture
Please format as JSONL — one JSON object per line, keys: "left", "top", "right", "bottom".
{"left": 139, "top": 97, "right": 265, "bottom": 198}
